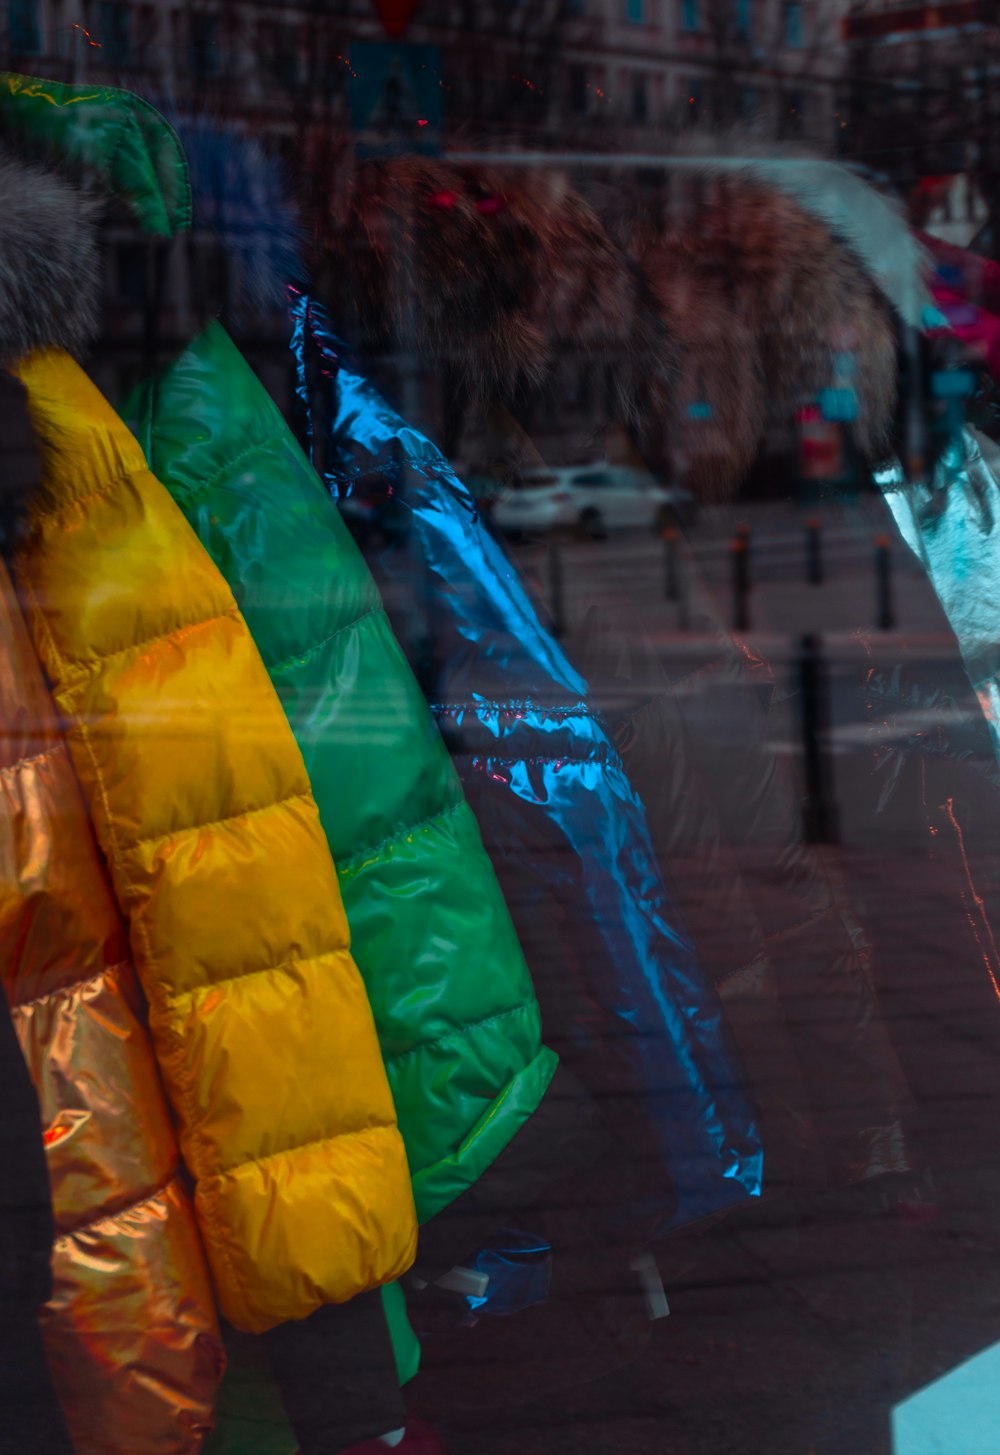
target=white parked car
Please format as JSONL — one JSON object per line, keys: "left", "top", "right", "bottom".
{"left": 493, "top": 463, "right": 694, "bottom": 539}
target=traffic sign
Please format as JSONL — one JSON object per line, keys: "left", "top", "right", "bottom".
{"left": 349, "top": 41, "right": 442, "bottom": 156}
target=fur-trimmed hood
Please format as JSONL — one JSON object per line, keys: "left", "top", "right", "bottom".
{"left": 0, "top": 150, "right": 100, "bottom": 367}
{"left": 323, "top": 155, "right": 675, "bottom": 417}
{"left": 0, "top": 150, "right": 99, "bottom": 551}
{"left": 321, "top": 147, "right": 908, "bottom": 499}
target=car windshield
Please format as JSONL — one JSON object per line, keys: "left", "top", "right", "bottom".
{"left": 572, "top": 471, "right": 615, "bottom": 487}
{"left": 516, "top": 474, "right": 559, "bottom": 489}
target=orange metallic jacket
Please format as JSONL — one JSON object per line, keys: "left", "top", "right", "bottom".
{"left": 0, "top": 546, "right": 224, "bottom": 1455}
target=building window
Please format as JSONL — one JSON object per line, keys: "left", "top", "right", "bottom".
{"left": 680, "top": 0, "right": 699, "bottom": 33}
{"left": 739, "top": 84, "right": 757, "bottom": 120}
{"left": 190, "top": 12, "right": 220, "bottom": 78}
{"left": 569, "top": 63, "right": 588, "bottom": 115}
{"left": 98, "top": 1, "right": 131, "bottom": 64}
{"left": 784, "top": 1, "right": 803, "bottom": 48}
{"left": 7, "top": 0, "right": 40, "bottom": 51}
{"left": 626, "top": 0, "right": 644, "bottom": 22}
{"left": 567, "top": 0, "right": 586, "bottom": 12}
{"left": 631, "top": 71, "right": 648, "bottom": 123}
{"left": 734, "top": 0, "right": 750, "bottom": 39}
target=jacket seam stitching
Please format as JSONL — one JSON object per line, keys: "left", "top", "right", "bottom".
{"left": 10, "top": 961, "right": 130, "bottom": 1012}
{"left": 167, "top": 431, "right": 289, "bottom": 503}
{"left": 269, "top": 603, "right": 384, "bottom": 678}
{"left": 468, "top": 754, "right": 603, "bottom": 768}
{"left": 211, "top": 1119, "right": 398, "bottom": 1180}
{"left": 126, "top": 788, "right": 312, "bottom": 854}
{"left": 337, "top": 797, "right": 465, "bottom": 874}
{"left": 0, "top": 744, "right": 63, "bottom": 780}
{"left": 59, "top": 607, "right": 241, "bottom": 684}
{"left": 434, "top": 701, "right": 592, "bottom": 719}
{"left": 166, "top": 945, "right": 349, "bottom": 1007}
{"left": 58, "top": 1171, "right": 184, "bottom": 1242}
{"left": 36, "top": 469, "right": 140, "bottom": 528}
{"left": 385, "top": 997, "right": 535, "bottom": 1067}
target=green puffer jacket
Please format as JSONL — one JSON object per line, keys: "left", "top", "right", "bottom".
{"left": 126, "top": 321, "right": 562, "bottom": 1227}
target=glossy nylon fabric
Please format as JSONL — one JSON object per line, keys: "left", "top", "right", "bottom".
{"left": 16, "top": 348, "right": 416, "bottom": 1334}
{"left": 878, "top": 428, "right": 1000, "bottom": 771}
{"left": 835, "top": 467, "right": 1000, "bottom": 1178}
{"left": 0, "top": 557, "right": 222, "bottom": 1455}
{"left": 290, "top": 293, "right": 762, "bottom": 1231}
{"left": 125, "top": 320, "right": 559, "bottom": 1225}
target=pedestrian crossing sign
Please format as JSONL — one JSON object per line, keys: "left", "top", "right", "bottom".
{"left": 349, "top": 41, "right": 442, "bottom": 156}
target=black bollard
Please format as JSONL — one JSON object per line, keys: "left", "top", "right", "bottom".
{"left": 798, "top": 632, "right": 838, "bottom": 844}
{"left": 805, "top": 517, "right": 823, "bottom": 585}
{"left": 663, "top": 526, "right": 680, "bottom": 602}
{"left": 731, "top": 532, "right": 750, "bottom": 632}
{"left": 548, "top": 541, "right": 566, "bottom": 638}
{"left": 874, "top": 533, "right": 895, "bottom": 630}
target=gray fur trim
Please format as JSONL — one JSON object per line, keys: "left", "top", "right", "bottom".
{"left": 449, "top": 138, "right": 932, "bottom": 326}
{"left": 330, "top": 156, "right": 675, "bottom": 415}
{"left": 631, "top": 173, "right": 899, "bottom": 500}
{"left": 0, "top": 150, "right": 100, "bottom": 366}
{"left": 678, "top": 149, "right": 931, "bottom": 328}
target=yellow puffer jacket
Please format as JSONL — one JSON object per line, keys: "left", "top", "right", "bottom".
{"left": 15, "top": 348, "right": 417, "bottom": 1333}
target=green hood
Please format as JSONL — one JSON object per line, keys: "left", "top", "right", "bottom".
{"left": 0, "top": 71, "right": 190, "bottom": 235}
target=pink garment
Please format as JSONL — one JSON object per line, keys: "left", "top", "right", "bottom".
{"left": 920, "top": 230, "right": 1000, "bottom": 316}
{"left": 929, "top": 282, "right": 1000, "bottom": 379}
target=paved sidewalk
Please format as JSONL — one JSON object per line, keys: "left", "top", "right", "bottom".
{"left": 419, "top": 507, "right": 1000, "bottom": 1454}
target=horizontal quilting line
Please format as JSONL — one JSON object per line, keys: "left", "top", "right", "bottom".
{"left": 469, "top": 753, "right": 601, "bottom": 768}
{"left": 337, "top": 797, "right": 466, "bottom": 875}
{"left": 165, "top": 944, "right": 350, "bottom": 1008}
{"left": 36, "top": 468, "right": 138, "bottom": 529}
{"left": 269, "top": 602, "right": 384, "bottom": 678}
{"left": 434, "top": 699, "right": 593, "bottom": 720}
{"left": 385, "top": 996, "right": 536, "bottom": 1067}
{"left": 126, "top": 787, "right": 312, "bottom": 853}
{"left": 0, "top": 744, "right": 64, "bottom": 780}
{"left": 166, "top": 431, "right": 288, "bottom": 502}
{"left": 212, "top": 1119, "right": 399, "bottom": 1180}
{"left": 60, "top": 606, "right": 241, "bottom": 683}
{"left": 11, "top": 960, "right": 130, "bottom": 1012}
{"left": 58, "top": 1170, "right": 186, "bottom": 1242}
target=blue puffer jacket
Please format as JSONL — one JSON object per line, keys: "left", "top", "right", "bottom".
{"left": 290, "top": 291, "right": 763, "bottom": 1234}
